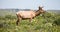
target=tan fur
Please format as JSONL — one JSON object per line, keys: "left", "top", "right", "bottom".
{"left": 16, "top": 11, "right": 35, "bottom": 18}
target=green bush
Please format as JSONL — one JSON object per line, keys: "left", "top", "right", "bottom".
{"left": 5, "top": 15, "right": 17, "bottom": 19}
{"left": 54, "top": 16, "right": 60, "bottom": 25}
{"left": 0, "top": 11, "right": 60, "bottom": 32}
{"left": 0, "top": 16, "right": 5, "bottom": 20}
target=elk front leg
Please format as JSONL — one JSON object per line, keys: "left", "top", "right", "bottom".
{"left": 16, "top": 17, "right": 21, "bottom": 25}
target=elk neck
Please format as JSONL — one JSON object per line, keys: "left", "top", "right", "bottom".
{"left": 35, "top": 9, "right": 41, "bottom": 16}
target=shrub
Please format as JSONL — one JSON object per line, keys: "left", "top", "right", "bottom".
{"left": 0, "top": 16, "right": 5, "bottom": 20}
{"left": 54, "top": 16, "right": 60, "bottom": 25}
{"left": 5, "top": 15, "right": 17, "bottom": 19}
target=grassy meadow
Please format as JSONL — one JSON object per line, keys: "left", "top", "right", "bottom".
{"left": 0, "top": 9, "right": 60, "bottom": 32}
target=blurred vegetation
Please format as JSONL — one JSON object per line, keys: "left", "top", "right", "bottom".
{"left": 0, "top": 11, "right": 60, "bottom": 32}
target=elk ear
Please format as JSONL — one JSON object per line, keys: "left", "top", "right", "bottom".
{"left": 41, "top": 6, "right": 44, "bottom": 8}
{"left": 39, "top": 5, "right": 44, "bottom": 8}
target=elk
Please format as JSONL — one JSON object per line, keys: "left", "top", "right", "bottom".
{"left": 16, "top": 6, "right": 45, "bottom": 25}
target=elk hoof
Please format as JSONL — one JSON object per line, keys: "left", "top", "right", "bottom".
{"left": 16, "top": 22, "right": 18, "bottom": 25}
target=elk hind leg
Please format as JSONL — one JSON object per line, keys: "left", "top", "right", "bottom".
{"left": 29, "top": 18, "right": 32, "bottom": 22}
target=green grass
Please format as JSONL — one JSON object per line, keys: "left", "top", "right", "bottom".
{"left": 0, "top": 11, "right": 60, "bottom": 32}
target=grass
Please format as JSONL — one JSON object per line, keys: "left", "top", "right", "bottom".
{"left": 0, "top": 11, "right": 60, "bottom": 32}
